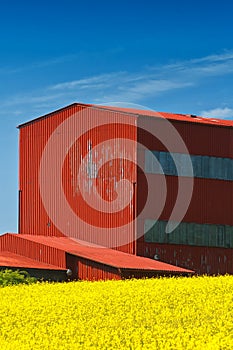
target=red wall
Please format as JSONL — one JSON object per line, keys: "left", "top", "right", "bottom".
{"left": 137, "top": 116, "right": 233, "bottom": 274}
{"left": 137, "top": 242, "right": 233, "bottom": 275}
{"left": 18, "top": 105, "right": 233, "bottom": 274}
{"left": 137, "top": 116, "right": 232, "bottom": 225}
{"left": 77, "top": 258, "right": 121, "bottom": 281}
{"left": 19, "top": 105, "right": 137, "bottom": 254}
{"left": 0, "top": 234, "right": 66, "bottom": 268}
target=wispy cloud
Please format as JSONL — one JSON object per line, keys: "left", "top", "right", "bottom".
{"left": 157, "top": 50, "right": 233, "bottom": 78}
{"left": 95, "top": 79, "right": 193, "bottom": 103}
{"left": 48, "top": 50, "right": 233, "bottom": 100}
{"left": 50, "top": 73, "right": 125, "bottom": 90}
{"left": 2, "top": 71, "right": 191, "bottom": 112}
{"left": 2, "top": 50, "right": 233, "bottom": 120}
{"left": 190, "top": 51, "right": 233, "bottom": 64}
{"left": 201, "top": 107, "right": 233, "bottom": 119}
{"left": 48, "top": 71, "right": 192, "bottom": 102}
{"left": 121, "top": 79, "right": 192, "bottom": 95}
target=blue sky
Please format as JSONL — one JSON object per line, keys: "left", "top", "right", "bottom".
{"left": 1, "top": 0, "right": 233, "bottom": 233}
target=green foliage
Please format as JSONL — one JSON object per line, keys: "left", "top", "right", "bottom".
{"left": 0, "top": 269, "right": 37, "bottom": 287}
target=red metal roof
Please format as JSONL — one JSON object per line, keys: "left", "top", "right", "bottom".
{"left": 16, "top": 234, "right": 193, "bottom": 273}
{"left": 17, "top": 102, "right": 233, "bottom": 129}
{"left": 96, "top": 105, "right": 233, "bottom": 127}
{"left": 0, "top": 251, "right": 66, "bottom": 270}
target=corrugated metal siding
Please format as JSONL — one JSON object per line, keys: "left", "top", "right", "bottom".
{"left": 173, "top": 121, "right": 232, "bottom": 158}
{"left": 18, "top": 103, "right": 232, "bottom": 276}
{"left": 19, "top": 105, "right": 137, "bottom": 254}
{"left": 77, "top": 258, "right": 121, "bottom": 281}
{"left": 137, "top": 243, "right": 233, "bottom": 275}
{"left": 137, "top": 115, "right": 232, "bottom": 225}
{"left": 19, "top": 104, "right": 82, "bottom": 237}
{"left": 137, "top": 114, "right": 232, "bottom": 275}
{"left": 3, "top": 234, "right": 190, "bottom": 272}
{"left": 138, "top": 116, "right": 232, "bottom": 158}
{"left": 139, "top": 175, "right": 233, "bottom": 225}
{"left": 0, "top": 234, "right": 66, "bottom": 268}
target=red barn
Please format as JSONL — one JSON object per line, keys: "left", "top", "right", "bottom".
{"left": 1, "top": 102, "right": 232, "bottom": 279}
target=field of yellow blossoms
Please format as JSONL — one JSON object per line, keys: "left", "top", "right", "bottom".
{"left": 0, "top": 275, "right": 233, "bottom": 349}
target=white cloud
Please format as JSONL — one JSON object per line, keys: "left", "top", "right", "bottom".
{"left": 2, "top": 50, "right": 233, "bottom": 117}
{"left": 155, "top": 50, "right": 233, "bottom": 78}
{"left": 50, "top": 73, "right": 125, "bottom": 90}
{"left": 48, "top": 50, "right": 233, "bottom": 101}
{"left": 190, "top": 51, "right": 233, "bottom": 64}
{"left": 201, "top": 107, "right": 233, "bottom": 120}
{"left": 48, "top": 71, "right": 193, "bottom": 103}
{"left": 124, "top": 79, "right": 192, "bottom": 94}
{"left": 99, "top": 79, "right": 193, "bottom": 103}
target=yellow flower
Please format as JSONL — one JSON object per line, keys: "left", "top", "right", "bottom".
{"left": 0, "top": 276, "right": 233, "bottom": 349}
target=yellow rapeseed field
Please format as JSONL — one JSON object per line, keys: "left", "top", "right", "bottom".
{"left": 0, "top": 275, "right": 233, "bottom": 349}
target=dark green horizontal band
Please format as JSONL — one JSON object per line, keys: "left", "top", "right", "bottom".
{"left": 145, "top": 150, "right": 233, "bottom": 181}
{"left": 145, "top": 220, "right": 233, "bottom": 248}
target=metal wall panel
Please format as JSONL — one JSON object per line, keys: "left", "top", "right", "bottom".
{"left": 137, "top": 242, "right": 233, "bottom": 275}
{"left": 19, "top": 105, "right": 81, "bottom": 238}
{"left": 77, "top": 258, "right": 121, "bottom": 281}
{"left": 19, "top": 105, "right": 137, "bottom": 254}
{"left": 137, "top": 174, "right": 233, "bottom": 225}
{"left": 0, "top": 234, "right": 66, "bottom": 268}
{"left": 138, "top": 115, "right": 232, "bottom": 157}
{"left": 137, "top": 115, "right": 232, "bottom": 274}
{"left": 18, "top": 104, "right": 232, "bottom": 275}
{"left": 137, "top": 116, "right": 232, "bottom": 229}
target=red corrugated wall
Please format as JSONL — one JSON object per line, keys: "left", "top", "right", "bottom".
{"left": 137, "top": 243, "right": 233, "bottom": 275}
{"left": 18, "top": 104, "right": 232, "bottom": 274}
{"left": 19, "top": 104, "right": 82, "bottom": 237}
{"left": 77, "top": 258, "right": 121, "bottom": 280}
{"left": 0, "top": 234, "right": 66, "bottom": 268}
{"left": 137, "top": 116, "right": 232, "bottom": 227}
{"left": 138, "top": 116, "right": 232, "bottom": 157}
{"left": 136, "top": 175, "right": 233, "bottom": 226}
{"left": 19, "top": 105, "right": 137, "bottom": 254}
{"left": 137, "top": 116, "right": 233, "bottom": 274}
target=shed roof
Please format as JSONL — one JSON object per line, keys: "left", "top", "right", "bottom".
{"left": 17, "top": 234, "right": 193, "bottom": 273}
{"left": 0, "top": 251, "right": 66, "bottom": 270}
